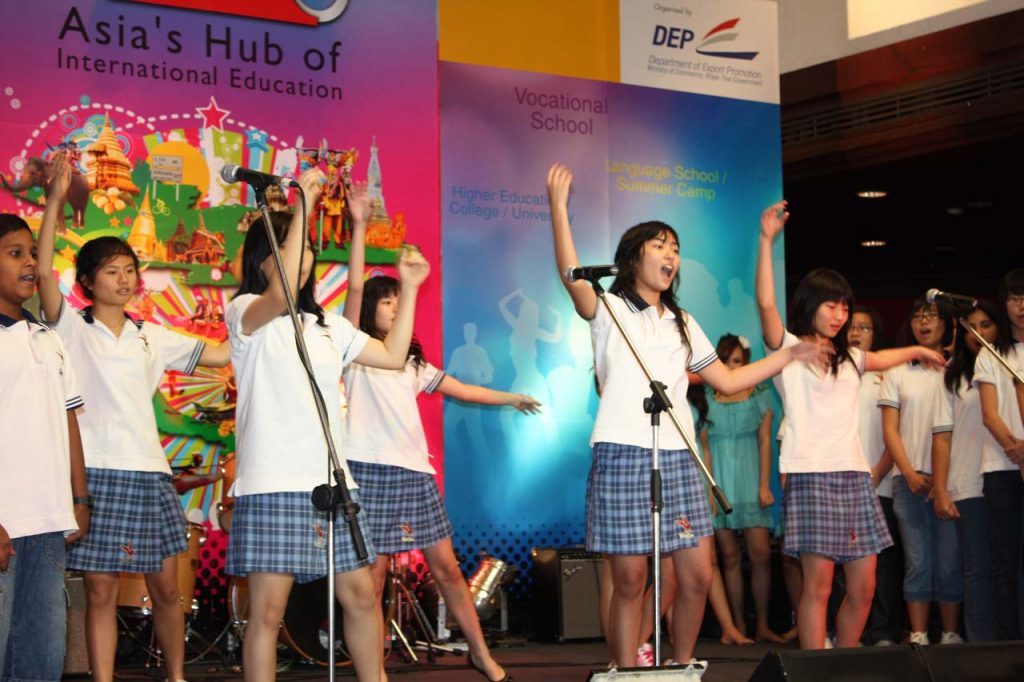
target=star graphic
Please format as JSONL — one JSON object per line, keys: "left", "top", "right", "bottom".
{"left": 196, "top": 96, "right": 231, "bottom": 130}
{"left": 245, "top": 129, "right": 269, "bottom": 153}
{"left": 109, "top": 217, "right": 121, "bottom": 227}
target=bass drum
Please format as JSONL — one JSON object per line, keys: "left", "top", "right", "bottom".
{"left": 228, "top": 576, "right": 350, "bottom": 666}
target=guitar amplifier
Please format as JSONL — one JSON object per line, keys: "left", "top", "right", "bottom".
{"left": 531, "top": 547, "right": 603, "bottom": 641}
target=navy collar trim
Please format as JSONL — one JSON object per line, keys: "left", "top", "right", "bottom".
{"left": 0, "top": 309, "right": 39, "bottom": 328}
{"left": 615, "top": 288, "right": 652, "bottom": 313}
{"left": 82, "top": 306, "right": 144, "bottom": 330}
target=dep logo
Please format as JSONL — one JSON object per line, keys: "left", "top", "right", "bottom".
{"left": 652, "top": 18, "right": 759, "bottom": 61}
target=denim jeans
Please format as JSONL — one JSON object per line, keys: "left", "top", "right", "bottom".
{"left": 983, "top": 470, "right": 1024, "bottom": 640}
{"left": 954, "top": 497, "right": 994, "bottom": 641}
{"left": 0, "top": 532, "right": 67, "bottom": 682}
{"left": 892, "top": 476, "right": 963, "bottom": 604}
{"left": 865, "top": 496, "right": 905, "bottom": 643}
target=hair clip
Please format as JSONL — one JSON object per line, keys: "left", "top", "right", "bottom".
{"left": 737, "top": 335, "right": 751, "bottom": 350}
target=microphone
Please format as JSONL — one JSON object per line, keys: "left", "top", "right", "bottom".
{"left": 220, "top": 163, "right": 299, "bottom": 189}
{"left": 565, "top": 264, "right": 619, "bottom": 282}
{"left": 926, "top": 288, "right": 977, "bottom": 309}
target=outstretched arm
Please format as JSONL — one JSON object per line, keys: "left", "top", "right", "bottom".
{"left": 697, "top": 341, "right": 826, "bottom": 395}
{"left": 756, "top": 201, "right": 788, "bottom": 350}
{"left": 865, "top": 346, "right": 945, "bottom": 372}
{"left": 37, "top": 158, "right": 72, "bottom": 322}
{"left": 199, "top": 342, "right": 232, "bottom": 368}
{"left": 436, "top": 375, "right": 541, "bottom": 413}
{"left": 240, "top": 168, "right": 324, "bottom": 335}
{"left": 547, "top": 163, "right": 597, "bottom": 320}
{"left": 342, "top": 181, "right": 372, "bottom": 326}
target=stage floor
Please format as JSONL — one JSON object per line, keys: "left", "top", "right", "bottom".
{"left": 84, "top": 637, "right": 790, "bottom": 681}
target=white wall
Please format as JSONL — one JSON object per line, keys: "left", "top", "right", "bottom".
{"left": 777, "top": 0, "right": 1024, "bottom": 72}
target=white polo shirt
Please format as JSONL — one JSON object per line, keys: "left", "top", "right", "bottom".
{"left": 859, "top": 370, "right": 893, "bottom": 497}
{"left": 932, "top": 377, "right": 988, "bottom": 501}
{"left": 972, "top": 343, "right": 1024, "bottom": 472}
{"left": 47, "top": 301, "right": 204, "bottom": 473}
{"left": 227, "top": 294, "right": 369, "bottom": 495}
{"left": 0, "top": 310, "right": 83, "bottom": 539}
{"left": 772, "top": 331, "right": 868, "bottom": 473}
{"left": 341, "top": 358, "right": 445, "bottom": 474}
{"left": 878, "top": 362, "right": 945, "bottom": 475}
{"left": 589, "top": 291, "right": 717, "bottom": 451}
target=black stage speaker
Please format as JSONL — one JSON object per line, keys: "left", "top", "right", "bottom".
{"left": 64, "top": 572, "right": 90, "bottom": 675}
{"left": 531, "top": 547, "right": 603, "bottom": 641}
{"left": 749, "top": 642, "right": 1024, "bottom": 682}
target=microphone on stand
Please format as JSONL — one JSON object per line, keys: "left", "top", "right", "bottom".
{"left": 565, "top": 264, "right": 619, "bottom": 282}
{"left": 926, "top": 288, "right": 978, "bottom": 309}
{"left": 220, "top": 163, "right": 299, "bottom": 189}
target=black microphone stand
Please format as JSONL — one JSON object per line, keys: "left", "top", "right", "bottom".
{"left": 252, "top": 182, "right": 366, "bottom": 680}
{"left": 584, "top": 277, "right": 732, "bottom": 668}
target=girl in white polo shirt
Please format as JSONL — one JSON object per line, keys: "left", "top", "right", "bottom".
{"left": 547, "top": 165, "right": 824, "bottom": 670}
{"left": 755, "top": 201, "right": 944, "bottom": 650}
{"left": 931, "top": 300, "right": 1000, "bottom": 642}
{"left": 975, "top": 268, "right": 1024, "bottom": 640}
{"left": 340, "top": 252, "right": 539, "bottom": 681}
{"left": 880, "top": 298, "right": 962, "bottom": 646}
{"left": 226, "top": 170, "right": 429, "bottom": 682}
{"left": 37, "top": 163, "right": 231, "bottom": 682}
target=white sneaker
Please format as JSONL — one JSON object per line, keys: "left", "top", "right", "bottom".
{"left": 635, "top": 643, "right": 654, "bottom": 667}
{"left": 824, "top": 636, "right": 834, "bottom": 649}
{"left": 909, "top": 631, "right": 930, "bottom": 646}
{"left": 875, "top": 639, "right": 895, "bottom": 647}
{"left": 939, "top": 631, "right": 963, "bottom": 645}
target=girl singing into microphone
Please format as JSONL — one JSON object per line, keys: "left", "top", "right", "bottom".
{"left": 547, "top": 164, "right": 825, "bottom": 670}
{"left": 225, "top": 169, "right": 429, "bottom": 682}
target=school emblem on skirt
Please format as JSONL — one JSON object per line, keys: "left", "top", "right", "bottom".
{"left": 120, "top": 542, "right": 135, "bottom": 562}
{"left": 313, "top": 522, "right": 327, "bottom": 549}
{"left": 400, "top": 522, "right": 414, "bottom": 543}
{"left": 676, "top": 515, "right": 694, "bottom": 540}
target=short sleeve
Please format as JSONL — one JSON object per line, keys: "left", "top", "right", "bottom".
{"left": 226, "top": 294, "right": 257, "bottom": 353}
{"left": 685, "top": 315, "right": 717, "bottom": 372}
{"left": 932, "top": 386, "right": 954, "bottom": 434}
{"left": 417, "top": 361, "right": 446, "bottom": 395}
{"left": 328, "top": 314, "right": 369, "bottom": 369}
{"left": 45, "top": 297, "right": 87, "bottom": 341}
{"left": 58, "top": 334, "right": 84, "bottom": 411}
{"left": 152, "top": 325, "right": 205, "bottom": 374}
{"left": 878, "top": 366, "right": 902, "bottom": 409}
{"left": 972, "top": 348, "right": 997, "bottom": 386}
{"left": 752, "top": 384, "right": 773, "bottom": 420}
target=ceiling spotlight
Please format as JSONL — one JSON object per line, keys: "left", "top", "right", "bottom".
{"left": 946, "top": 207, "right": 964, "bottom": 216}
{"left": 860, "top": 240, "right": 887, "bottom": 248}
{"left": 857, "top": 190, "right": 887, "bottom": 199}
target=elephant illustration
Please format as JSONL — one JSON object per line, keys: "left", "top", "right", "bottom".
{"left": 1, "top": 152, "right": 90, "bottom": 230}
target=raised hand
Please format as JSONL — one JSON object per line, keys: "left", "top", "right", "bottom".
{"left": 790, "top": 338, "right": 834, "bottom": 369}
{"left": 398, "top": 245, "right": 430, "bottom": 289}
{"left": 347, "top": 180, "right": 372, "bottom": 226}
{"left": 48, "top": 157, "right": 72, "bottom": 202}
{"left": 916, "top": 347, "right": 948, "bottom": 370}
{"left": 760, "top": 201, "right": 789, "bottom": 241}
{"left": 297, "top": 167, "right": 325, "bottom": 206}
{"left": 513, "top": 394, "right": 542, "bottom": 414}
{"left": 547, "top": 163, "right": 573, "bottom": 212}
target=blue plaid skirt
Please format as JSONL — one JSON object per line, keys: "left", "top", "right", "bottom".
{"left": 586, "top": 442, "right": 712, "bottom": 555}
{"left": 226, "top": 490, "right": 375, "bottom": 583}
{"left": 67, "top": 468, "right": 187, "bottom": 573}
{"left": 783, "top": 471, "right": 892, "bottom": 563}
{"left": 348, "top": 461, "right": 453, "bottom": 554}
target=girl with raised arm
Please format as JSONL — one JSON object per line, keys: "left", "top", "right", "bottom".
{"left": 755, "top": 200, "right": 944, "bottom": 650}
{"left": 547, "top": 164, "right": 824, "bottom": 670}
{"left": 340, "top": 183, "right": 535, "bottom": 682}
{"left": 225, "top": 168, "right": 430, "bottom": 682}
{"left": 37, "top": 159, "right": 230, "bottom": 682}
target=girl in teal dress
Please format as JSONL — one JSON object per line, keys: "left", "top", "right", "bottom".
{"left": 701, "top": 333, "right": 787, "bottom": 642}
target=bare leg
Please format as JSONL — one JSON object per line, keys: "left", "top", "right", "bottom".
{"left": 368, "top": 555, "right": 390, "bottom": 682}
{"left": 907, "top": 600, "right": 930, "bottom": 635}
{"left": 598, "top": 557, "right": 615, "bottom": 665}
{"left": 607, "top": 555, "right": 648, "bottom": 668}
{"left": 83, "top": 572, "right": 120, "bottom": 682}
{"left": 835, "top": 555, "right": 876, "bottom": 647}
{"left": 143, "top": 555, "right": 186, "bottom": 680}
{"left": 244, "top": 573, "right": 293, "bottom": 682}
{"left": 669, "top": 537, "right": 713, "bottom": 663}
{"left": 335, "top": 566, "right": 384, "bottom": 681}
{"left": 423, "top": 539, "right": 507, "bottom": 681}
{"left": 781, "top": 552, "right": 803, "bottom": 641}
{"left": 708, "top": 550, "right": 753, "bottom": 645}
{"left": 637, "top": 557, "right": 677, "bottom": 649}
{"left": 939, "top": 601, "right": 962, "bottom": 636}
{"left": 715, "top": 529, "right": 746, "bottom": 635}
{"left": 798, "top": 553, "right": 835, "bottom": 649}
{"left": 744, "top": 527, "right": 786, "bottom": 643}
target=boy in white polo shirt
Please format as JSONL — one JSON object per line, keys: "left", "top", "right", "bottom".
{"left": 0, "top": 213, "right": 89, "bottom": 681}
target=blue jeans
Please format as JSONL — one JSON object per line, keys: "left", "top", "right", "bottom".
{"left": 0, "top": 532, "right": 67, "bottom": 682}
{"left": 955, "top": 497, "right": 994, "bottom": 641}
{"left": 892, "top": 476, "right": 963, "bottom": 604}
